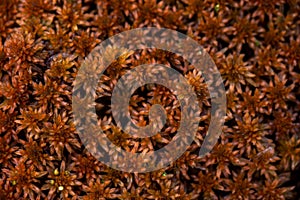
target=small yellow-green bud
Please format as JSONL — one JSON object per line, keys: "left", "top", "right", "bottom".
{"left": 50, "top": 180, "right": 55, "bottom": 185}
{"left": 54, "top": 168, "right": 59, "bottom": 176}
{"left": 215, "top": 4, "right": 220, "bottom": 12}
{"left": 58, "top": 186, "right": 64, "bottom": 191}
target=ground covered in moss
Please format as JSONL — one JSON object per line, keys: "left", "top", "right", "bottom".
{"left": 0, "top": 0, "right": 300, "bottom": 199}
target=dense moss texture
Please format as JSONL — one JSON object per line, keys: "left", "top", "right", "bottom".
{"left": 0, "top": 0, "right": 299, "bottom": 199}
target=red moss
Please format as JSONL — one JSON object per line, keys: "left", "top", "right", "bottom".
{"left": 0, "top": 0, "right": 299, "bottom": 199}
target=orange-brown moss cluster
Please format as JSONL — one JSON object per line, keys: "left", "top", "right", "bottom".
{"left": 0, "top": 0, "right": 300, "bottom": 199}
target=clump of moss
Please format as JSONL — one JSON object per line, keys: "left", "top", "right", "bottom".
{"left": 0, "top": 0, "right": 299, "bottom": 199}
